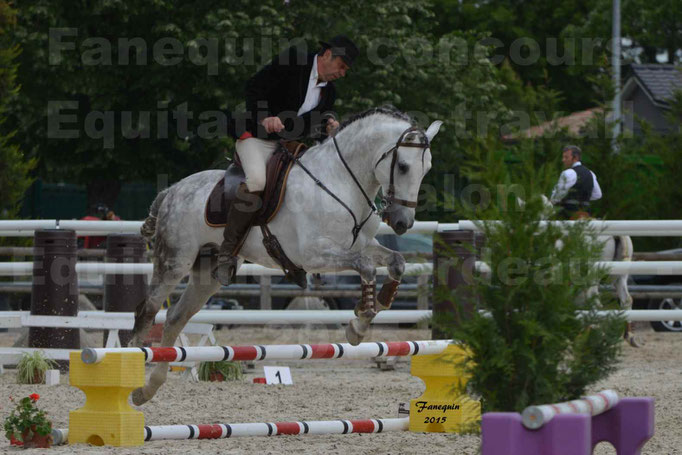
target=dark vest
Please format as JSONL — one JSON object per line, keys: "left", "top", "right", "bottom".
{"left": 560, "top": 164, "right": 594, "bottom": 214}
{"left": 227, "top": 46, "right": 337, "bottom": 142}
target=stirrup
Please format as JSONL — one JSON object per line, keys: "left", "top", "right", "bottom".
{"left": 212, "top": 255, "right": 239, "bottom": 286}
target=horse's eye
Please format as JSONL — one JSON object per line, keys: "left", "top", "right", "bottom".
{"left": 398, "top": 162, "right": 409, "bottom": 174}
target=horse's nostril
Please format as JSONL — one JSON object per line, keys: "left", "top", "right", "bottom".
{"left": 395, "top": 220, "right": 406, "bottom": 231}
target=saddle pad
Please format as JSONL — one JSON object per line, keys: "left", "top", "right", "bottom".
{"left": 205, "top": 177, "right": 228, "bottom": 227}
{"left": 204, "top": 142, "right": 307, "bottom": 228}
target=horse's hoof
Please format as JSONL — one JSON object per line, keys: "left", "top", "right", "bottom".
{"left": 131, "top": 388, "right": 150, "bottom": 406}
{"left": 128, "top": 335, "right": 143, "bottom": 348}
{"left": 346, "top": 319, "right": 369, "bottom": 346}
{"left": 626, "top": 334, "right": 644, "bottom": 348}
{"left": 345, "top": 324, "right": 363, "bottom": 346}
{"left": 346, "top": 318, "right": 371, "bottom": 346}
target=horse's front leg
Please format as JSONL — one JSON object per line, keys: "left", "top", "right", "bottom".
{"left": 344, "top": 254, "right": 378, "bottom": 346}
{"left": 345, "top": 241, "right": 406, "bottom": 346}
{"left": 364, "top": 240, "right": 406, "bottom": 311}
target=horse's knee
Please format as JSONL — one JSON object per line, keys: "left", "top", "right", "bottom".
{"left": 388, "top": 252, "right": 405, "bottom": 280}
{"left": 352, "top": 256, "right": 376, "bottom": 283}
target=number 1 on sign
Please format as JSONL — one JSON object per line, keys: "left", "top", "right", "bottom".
{"left": 263, "top": 366, "right": 293, "bottom": 385}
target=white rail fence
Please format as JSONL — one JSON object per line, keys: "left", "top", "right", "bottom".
{"left": 2, "top": 219, "right": 682, "bottom": 237}
{"left": 1, "top": 219, "right": 682, "bottom": 323}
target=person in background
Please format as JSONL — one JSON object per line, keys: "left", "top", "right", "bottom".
{"left": 80, "top": 203, "right": 120, "bottom": 248}
{"left": 550, "top": 145, "right": 602, "bottom": 219}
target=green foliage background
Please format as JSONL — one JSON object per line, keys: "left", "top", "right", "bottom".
{"left": 0, "top": 0, "right": 680, "bottom": 230}
{"left": 0, "top": 1, "right": 35, "bottom": 221}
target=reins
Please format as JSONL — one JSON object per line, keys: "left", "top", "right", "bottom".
{"left": 288, "top": 126, "right": 429, "bottom": 247}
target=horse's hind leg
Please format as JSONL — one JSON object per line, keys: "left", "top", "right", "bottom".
{"left": 132, "top": 266, "right": 221, "bottom": 406}
{"left": 130, "top": 250, "right": 196, "bottom": 347}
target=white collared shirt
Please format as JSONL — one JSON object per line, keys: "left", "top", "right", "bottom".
{"left": 550, "top": 161, "right": 602, "bottom": 204}
{"left": 297, "top": 55, "right": 327, "bottom": 116}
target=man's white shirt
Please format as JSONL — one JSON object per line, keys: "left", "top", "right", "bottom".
{"left": 550, "top": 161, "right": 602, "bottom": 204}
{"left": 297, "top": 55, "right": 327, "bottom": 116}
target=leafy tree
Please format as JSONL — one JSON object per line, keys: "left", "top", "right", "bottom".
{"left": 430, "top": 0, "right": 606, "bottom": 111}
{"left": 581, "top": 0, "right": 682, "bottom": 64}
{"left": 436, "top": 148, "right": 624, "bottom": 412}
{"left": 0, "top": 1, "right": 35, "bottom": 221}
{"left": 6, "top": 0, "right": 509, "bottom": 217}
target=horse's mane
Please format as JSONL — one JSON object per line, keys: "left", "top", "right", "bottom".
{"left": 336, "top": 105, "right": 415, "bottom": 133}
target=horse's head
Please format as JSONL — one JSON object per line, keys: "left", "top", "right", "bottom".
{"left": 375, "top": 120, "right": 443, "bottom": 235}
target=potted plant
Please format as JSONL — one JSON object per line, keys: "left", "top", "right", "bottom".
{"left": 16, "top": 351, "right": 57, "bottom": 384}
{"left": 197, "top": 361, "right": 243, "bottom": 382}
{"left": 4, "top": 394, "right": 53, "bottom": 448}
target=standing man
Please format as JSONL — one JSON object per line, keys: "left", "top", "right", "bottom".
{"left": 213, "top": 35, "right": 359, "bottom": 285}
{"left": 550, "top": 145, "right": 602, "bottom": 219}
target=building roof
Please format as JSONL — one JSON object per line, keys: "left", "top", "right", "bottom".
{"left": 502, "top": 108, "right": 603, "bottom": 141}
{"left": 624, "top": 64, "right": 682, "bottom": 108}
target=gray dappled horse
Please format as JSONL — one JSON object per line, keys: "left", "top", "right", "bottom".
{"left": 129, "top": 107, "right": 442, "bottom": 405}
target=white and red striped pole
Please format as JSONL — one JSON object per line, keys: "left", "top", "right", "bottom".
{"left": 52, "top": 417, "right": 408, "bottom": 444}
{"left": 81, "top": 340, "right": 452, "bottom": 364}
{"left": 521, "top": 390, "right": 619, "bottom": 430}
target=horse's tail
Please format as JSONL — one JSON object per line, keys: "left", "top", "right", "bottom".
{"left": 140, "top": 188, "right": 169, "bottom": 240}
{"left": 615, "top": 235, "right": 633, "bottom": 262}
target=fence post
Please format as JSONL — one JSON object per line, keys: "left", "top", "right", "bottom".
{"left": 260, "top": 275, "right": 272, "bottom": 310}
{"left": 29, "top": 229, "right": 80, "bottom": 370}
{"left": 417, "top": 274, "right": 429, "bottom": 330}
{"left": 431, "top": 230, "right": 483, "bottom": 339}
{"left": 104, "top": 234, "right": 148, "bottom": 347}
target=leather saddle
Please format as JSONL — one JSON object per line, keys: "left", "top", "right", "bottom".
{"left": 205, "top": 141, "right": 308, "bottom": 287}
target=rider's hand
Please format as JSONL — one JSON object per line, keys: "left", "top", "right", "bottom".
{"left": 261, "top": 116, "right": 284, "bottom": 134}
{"left": 326, "top": 118, "right": 340, "bottom": 135}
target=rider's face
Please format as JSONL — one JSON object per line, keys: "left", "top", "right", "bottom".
{"left": 562, "top": 150, "right": 577, "bottom": 169}
{"left": 318, "top": 51, "right": 349, "bottom": 82}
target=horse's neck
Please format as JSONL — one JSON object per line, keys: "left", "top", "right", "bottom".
{"left": 301, "top": 122, "right": 402, "bottom": 205}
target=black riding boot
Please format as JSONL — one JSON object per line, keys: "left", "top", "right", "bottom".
{"left": 212, "top": 183, "right": 262, "bottom": 286}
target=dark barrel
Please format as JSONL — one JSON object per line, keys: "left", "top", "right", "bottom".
{"left": 104, "top": 234, "right": 148, "bottom": 347}
{"left": 29, "top": 229, "right": 80, "bottom": 368}
{"left": 431, "top": 230, "right": 484, "bottom": 339}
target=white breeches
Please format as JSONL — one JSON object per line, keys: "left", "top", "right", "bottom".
{"left": 235, "top": 138, "right": 278, "bottom": 192}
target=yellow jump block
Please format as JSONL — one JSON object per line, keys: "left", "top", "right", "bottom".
{"left": 409, "top": 344, "right": 481, "bottom": 433}
{"left": 68, "top": 351, "right": 145, "bottom": 447}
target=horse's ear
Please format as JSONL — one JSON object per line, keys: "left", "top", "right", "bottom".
{"left": 425, "top": 120, "right": 443, "bottom": 142}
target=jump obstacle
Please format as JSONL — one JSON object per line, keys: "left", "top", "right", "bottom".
{"left": 521, "top": 390, "right": 619, "bottom": 430}
{"left": 52, "top": 417, "right": 409, "bottom": 444}
{"left": 80, "top": 339, "right": 452, "bottom": 364}
{"left": 66, "top": 343, "right": 481, "bottom": 446}
{"left": 482, "top": 392, "right": 655, "bottom": 455}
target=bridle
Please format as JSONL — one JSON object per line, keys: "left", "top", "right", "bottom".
{"left": 374, "top": 126, "right": 430, "bottom": 219}
{"left": 290, "top": 125, "right": 430, "bottom": 247}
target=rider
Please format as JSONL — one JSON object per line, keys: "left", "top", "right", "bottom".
{"left": 550, "top": 145, "right": 602, "bottom": 219}
{"left": 212, "top": 35, "right": 359, "bottom": 285}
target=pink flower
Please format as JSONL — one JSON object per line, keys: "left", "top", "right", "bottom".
{"left": 29, "top": 393, "right": 40, "bottom": 402}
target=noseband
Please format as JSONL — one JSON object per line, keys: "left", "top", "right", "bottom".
{"left": 374, "top": 126, "right": 430, "bottom": 219}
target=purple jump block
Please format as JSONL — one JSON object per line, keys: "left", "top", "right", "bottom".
{"left": 481, "top": 397, "right": 655, "bottom": 455}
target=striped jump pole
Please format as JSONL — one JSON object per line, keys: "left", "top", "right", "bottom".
{"left": 81, "top": 339, "right": 453, "bottom": 364}
{"left": 521, "top": 390, "right": 619, "bottom": 430}
{"left": 52, "top": 417, "right": 408, "bottom": 444}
